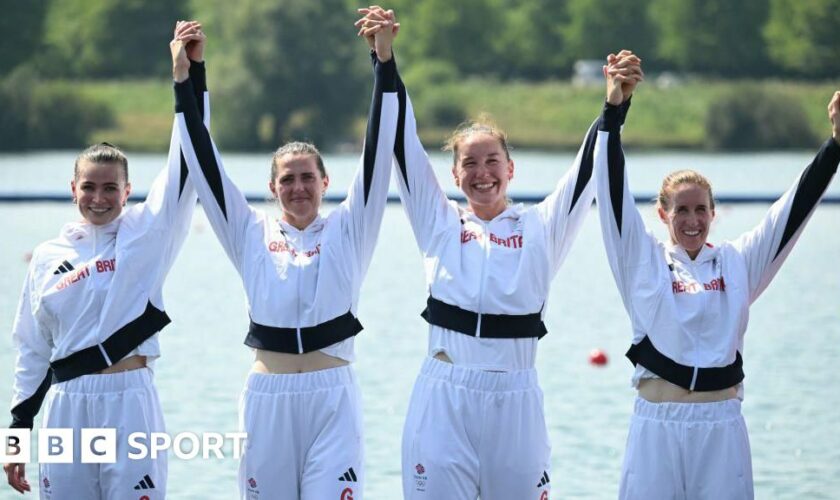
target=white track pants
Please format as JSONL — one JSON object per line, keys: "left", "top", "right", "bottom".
{"left": 402, "top": 357, "right": 552, "bottom": 500}
{"left": 39, "top": 368, "right": 167, "bottom": 500}
{"left": 619, "top": 397, "right": 754, "bottom": 500}
{"left": 238, "top": 365, "right": 364, "bottom": 500}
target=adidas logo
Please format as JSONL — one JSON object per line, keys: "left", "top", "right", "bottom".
{"left": 53, "top": 260, "right": 75, "bottom": 275}
{"left": 134, "top": 474, "right": 156, "bottom": 490}
{"left": 536, "top": 470, "right": 550, "bottom": 488}
{"left": 338, "top": 467, "right": 358, "bottom": 482}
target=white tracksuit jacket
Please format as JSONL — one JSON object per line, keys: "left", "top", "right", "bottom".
{"left": 8, "top": 63, "right": 208, "bottom": 429}
{"left": 174, "top": 55, "right": 399, "bottom": 360}
{"left": 595, "top": 101, "right": 840, "bottom": 394}
{"left": 390, "top": 78, "right": 628, "bottom": 371}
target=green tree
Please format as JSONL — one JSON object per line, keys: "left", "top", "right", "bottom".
{"left": 650, "top": 0, "right": 772, "bottom": 77}
{"left": 208, "top": 0, "right": 369, "bottom": 150}
{"left": 0, "top": 0, "right": 48, "bottom": 75}
{"left": 44, "top": 0, "right": 188, "bottom": 78}
{"left": 395, "top": 0, "right": 507, "bottom": 77}
{"left": 562, "top": 0, "right": 656, "bottom": 69}
{"left": 765, "top": 0, "right": 840, "bottom": 78}
{"left": 496, "top": 0, "right": 570, "bottom": 79}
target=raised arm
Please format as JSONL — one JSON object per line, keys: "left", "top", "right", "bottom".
{"left": 171, "top": 24, "right": 256, "bottom": 274}
{"left": 594, "top": 52, "right": 659, "bottom": 301}
{"left": 536, "top": 51, "right": 640, "bottom": 273}
{"left": 733, "top": 92, "right": 840, "bottom": 302}
{"left": 358, "top": 8, "right": 454, "bottom": 253}
{"left": 338, "top": 10, "right": 400, "bottom": 276}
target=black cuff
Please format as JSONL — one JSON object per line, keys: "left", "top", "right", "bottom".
{"left": 618, "top": 97, "right": 632, "bottom": 126}
{"left": 821, "top": 136, "right": 840, "bottom": 166}
{"left": 599, "top": 101, "right": 624, "bottom": 133}
{"left": 9, "top": 417, "right": 32, "bottom": 430}
{"left": 188, "top": 60, "right": 207, "bottom": 93}
{"left": 371, "top": 51, "right": 398, "bottom": 93}
{"left": 173, "top": 78, "right": 197, "bottom": 114}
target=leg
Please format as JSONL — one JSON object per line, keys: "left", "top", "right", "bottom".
{"left": 478, "top": 386, "right": 552, "bottom": 500}
{"left": 39, "top": 388, "right": 100, "bottom": 500}
{"left": 618, "top": 404, "right": 685, "bottom": 500}
{"left": 238, "top": 378, "right": 301, "bottom": 500}
{"left": 684, "top": 404, "right": 753, "bottom": 500}
{"left": 401, "top": 373, "right": 479, "bottom": 500}
{"left": 99, "top": 377, "right": 167, "bottom": 500}
{"left": 300, "top": 377, "right": 364, "bottom": 500}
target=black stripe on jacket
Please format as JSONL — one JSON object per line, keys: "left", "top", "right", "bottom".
{"left": 178, "top": 60, "right": 209, "bottom": 199}
{"left": 393, "top": 75, "right": 409, "bottom": 193}
{"left": 363, "top": 54, "right": 398, "bottom": 205}
{"left": 175, "top": 78, "right": 228, "bottom": 220}
{"left": 600, "top": 101, "right": 630, "bottom": 236}
{"left": 9, "top": 370, "right": 53, "bottom": 429}
{"left": 774, "top": 138, "right": 840, "bottom": 260}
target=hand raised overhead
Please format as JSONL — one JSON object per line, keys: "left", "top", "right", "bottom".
{"left": 355, "top": 5, "right": 400, "bottom": 62}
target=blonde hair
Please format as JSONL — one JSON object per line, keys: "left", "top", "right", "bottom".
{"left": 657, "top": 169, "right": 715, "bottom": 211}
{"left": 270, "top": 141, "right": 326, "bottom": 180}
{"left": 443, "top": 114, "right": 511, "bottom": 164}
{"left": 74, "top": 142, "right": 128, "bottom": 182}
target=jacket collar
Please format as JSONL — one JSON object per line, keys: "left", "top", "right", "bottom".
{"left": 60, "top": 215, "right": 122, "bottom": 242}
{"left": 666, "top": 241, "right": 719, "bottom": 265}
{"left": 277, "top": 213, "right": 325, "bottom": 234}
{"left": 459, "top": 203, "right": 523, "bottom": 224}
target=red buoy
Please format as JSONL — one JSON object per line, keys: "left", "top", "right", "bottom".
{"left": 589, "top": 348, "right": 608, "bottom": 366}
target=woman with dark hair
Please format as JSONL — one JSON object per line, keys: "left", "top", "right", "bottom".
{"left": 174, "top": 13, "right": 400, "bottom": 500}
{"left": 3, "top": 20, "right": 207, "bottom": 499}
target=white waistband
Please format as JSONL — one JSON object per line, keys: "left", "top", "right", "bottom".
{"left": 245, "top": 364, "right": 356, "bottom": 394}
{"left": 418, "top": 356, "right": 538, "bottom": 392}
{"left": 633, "top": 396, "right": 742, "bottom": 422}
{"left": 52, "top": 367, "right": 153, "bottom": 394}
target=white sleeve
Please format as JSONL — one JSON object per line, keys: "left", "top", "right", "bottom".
{"left": 594, "top": 101, "right": 661, "bottom": 304}
{"left": 391, "top": 76, "right": 458, "bottom": 254}
{"left": 732, "top": 138, "right": 840, "bottom": 302}
{"left": 533, "top": 116, "right": 599, "bottom": 274}
{"left": 336, "top": 55, "right": 400, "bottom": 278}
{"left": 174, "top": 77, "right": 256, "bottom": 274}
{"left": 9, "top": 269, "right": 53, "bottom": 429}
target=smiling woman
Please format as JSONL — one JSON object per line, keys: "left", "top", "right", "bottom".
{"left": 71, "top": 143, "right": 132, "bottom": 225}
{"left": 655, "top": 170, "right": 716, "bottom": 259}
{"left": 2, "top": 19, "right": 206, "bottom": 497}
{"left": 595, "top": 53, "right": 840, "bottom": 497}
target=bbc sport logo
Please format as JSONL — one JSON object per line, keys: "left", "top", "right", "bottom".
{"left": 2, "top": 429, "right": 247, "bottom": 463}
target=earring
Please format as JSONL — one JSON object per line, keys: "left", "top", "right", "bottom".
{"left": 72, "top": 197, "right": 77, "bottom": 204}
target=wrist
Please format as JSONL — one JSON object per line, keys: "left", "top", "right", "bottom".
{"left": 376, "top": 48, "right": 393, "bottom": 63}
{"left": 173, "top": 66, "right": 189, "bottom": 83}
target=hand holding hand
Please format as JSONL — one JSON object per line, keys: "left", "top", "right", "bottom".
{"left": 355, "top": 5, "right": 400, "bottom": 62}
{"left": 175, "top": 20, "right": 206, "bottom": 63}
{"left": 4, "top": 462, "right": 30, "bottom": 494}
{"left": 603, "top": 50, "right": 643, "bottom": 105}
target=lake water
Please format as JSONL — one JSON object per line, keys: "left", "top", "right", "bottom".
{"left": 1, "top": 149, "right": 838, "bottom": 499}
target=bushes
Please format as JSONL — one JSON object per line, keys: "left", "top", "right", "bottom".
{"left": 705, "top": 87, "right": 817, "bottom": 150}
{"left": 0, "top": 69, "right": 114, "bottom": 151}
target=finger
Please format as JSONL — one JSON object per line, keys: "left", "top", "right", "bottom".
{"left": 6, "top": 466, "right": 23, "bottom": 494}
{"left": 17, "top": 465, "right": 30, "bottom": 492}
{"left": 360, "top": 25, "right": 385, "bottom": 37}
